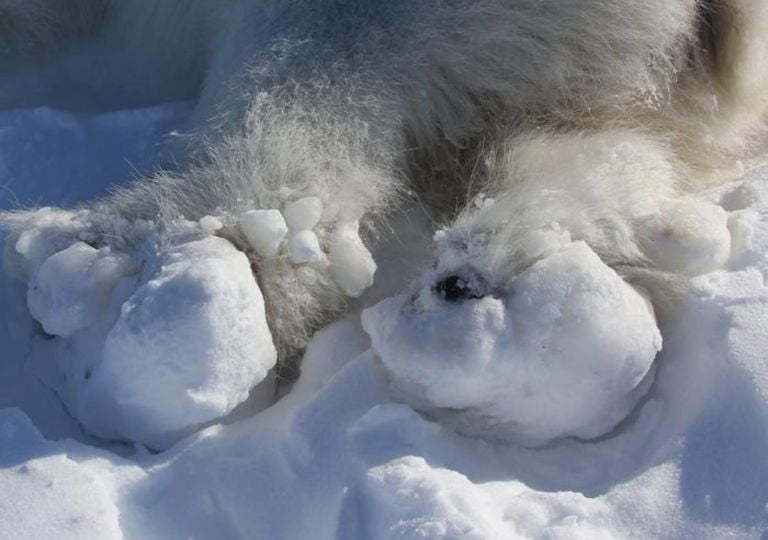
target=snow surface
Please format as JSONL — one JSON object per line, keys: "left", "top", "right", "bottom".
{"left": 1, "top": 46, "right": 768, "bottom": 540}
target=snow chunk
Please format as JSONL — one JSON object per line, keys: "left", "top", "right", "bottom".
{"left": 27, "top": 242, "right": 136, "bottom": 337}
{"left": 288, "top": 230, "right": 325, "bottom": 264}
{"left": 518, "top": 223, "right": 572, "bottom": 260}
{"left": 363, "top": 242, "right": 661, "bottom": 446}
{"left": 239, "top": 209, "right": 287, "bottom": 257}
{"left": 198, "top": 215, "right": 223, "bottom": 234}
{"left": 79, "top": 236, "right": 276, "bottom": 449}
{"left": 640, "top": 201, "right": 731, "bottom": 275}
{"left": 355, "top": 456, "right": 502, "bottom": 539}
{"left": 284, "top": 196, "right": 323, "bottom": 231}
{"left": 4, "top": 208, "right": 87, "bottom": 281}
{"left": 328, "top": 221, "right": 376, "bottom": 297}
{"left": 727, "top": 209, "right": 759, "bottom": 262}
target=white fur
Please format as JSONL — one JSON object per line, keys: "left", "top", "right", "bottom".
{"left": 2, "top": 0, "right": 768, "bottom": 424}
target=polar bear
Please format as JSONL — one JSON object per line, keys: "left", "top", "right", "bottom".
{"left": 1, "top": 0, "right": 767, "bottom": 447}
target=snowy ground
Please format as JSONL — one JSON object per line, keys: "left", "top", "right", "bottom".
{"left": 2, "top": 46, "right": 768, "bottom": 540}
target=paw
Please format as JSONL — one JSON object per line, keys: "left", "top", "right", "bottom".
{"left": 362, "top": 241, "right": 660, "bottom": 447}
{"left": 3, "top": 209, "right": 277, "bottom": 449}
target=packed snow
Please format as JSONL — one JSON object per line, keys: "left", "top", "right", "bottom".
{"left": 76, "top": 236, "right": 276, "bottom": 449}
{"left": 363, "top": 241, "right": 661, "bottom": 446}
{"left": 639, "top": 200, "right": 733, "bottom": 276}
{"left": 1, "top": 45, "right": 768, "bottom": 540}
{"left": 27, "top": 242, "right": 136, "bottom": 337}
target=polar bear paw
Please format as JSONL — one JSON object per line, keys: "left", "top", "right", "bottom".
{"left": 3, "top": 207, "right": 277, "bottom": 449}
{"left": 362, "top": 194, "right": 748, "bottom": 446}
{"left": 362, "top": 239, "right": 662, "bottom": 447}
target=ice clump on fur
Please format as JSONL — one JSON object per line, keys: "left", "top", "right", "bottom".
{"left": 289, "top": 230, "right": 325, "bottom": 264}
{"left": 198, "top": 215, "right": 223, "bottom": 234}
{"left": 237, "top": 198, "right": 376, "bottom": 296}
{"left": 4, "top": 208, "right": 91, "bottom": 281}
{"left": 239, "top": 209, "right": 288, "bottom": 257}
{"left": 81, "top": 236, "right": 276, "bottom": 449}
{"left": 329, "top": 220, "right": 377, "bottom": 297}
{"left": 19, "top": 232, "right": 275, "bottom": 449}
{"left": 27, "top": 242, "right": 136, "bottom": 337}
{"left": 284, "top": 196, "right": 323, "bottom": 231}
{"left": 362, "top": 241, "right": 661, "bottom": 446}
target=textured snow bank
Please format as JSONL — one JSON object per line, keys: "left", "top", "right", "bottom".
{"left": 363, "top": 241, "right": 661, "bottom": 446}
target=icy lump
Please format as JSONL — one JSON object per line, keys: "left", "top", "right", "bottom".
{"left": 27, "top": 242, "right": 136, "bottom": 337}
{"left": 283, "top": 196, "right": 323, "bottom": 231}
{"left": 11, "top": 217, "right": 276, "bottom": 449}
{"left": 639, "top": 200, "right": 731, "bottom": 276}
{"left": 362, "top": 241, "right": 661, "bottom": 446}
{"left": 80, "top": 236, "right": 277, "bottom": 448}
{"left": 237, "top": 196, "right": 376, "bottom": 297}
{"left": 239, "top": 209, "right": 288, "bottom": 258}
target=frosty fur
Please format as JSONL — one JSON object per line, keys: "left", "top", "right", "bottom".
{"left": 1, "top": 0, "right": 768, "bottom": 442}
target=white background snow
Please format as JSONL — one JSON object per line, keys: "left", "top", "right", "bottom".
{"left": 1, "top": 43, "right": 768, "bottom": 540}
